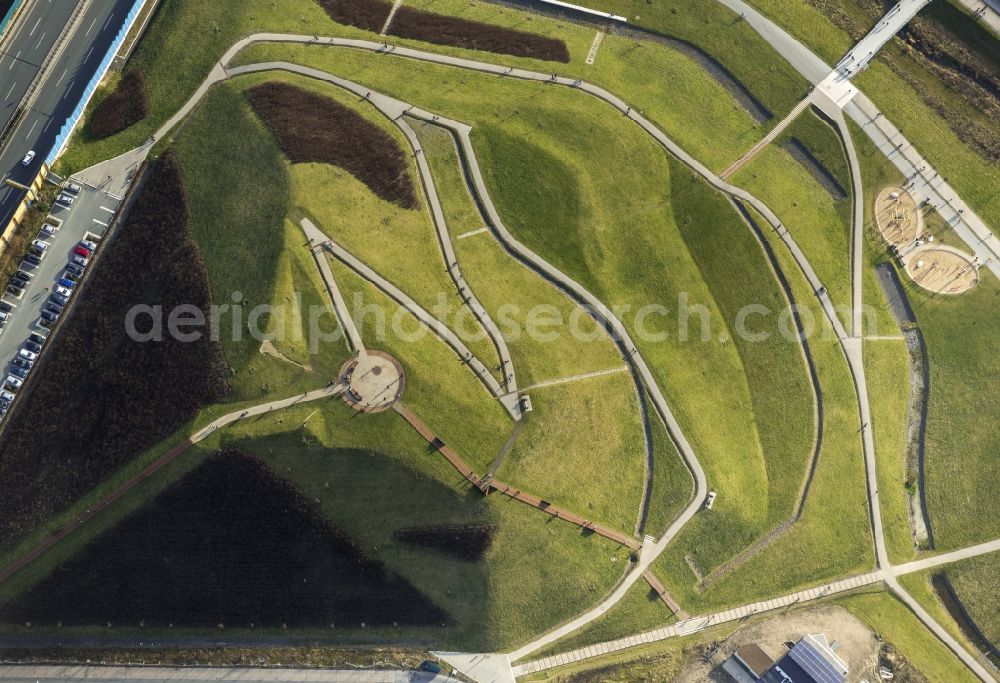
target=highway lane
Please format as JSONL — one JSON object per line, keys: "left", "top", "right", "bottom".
{"left": 0, "top": 0, "right": 137, "bottom": 226}
{"left": 0, "top": 0, "right": 79, "bottom": 137}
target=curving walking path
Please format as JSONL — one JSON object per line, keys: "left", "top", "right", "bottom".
{"left": 58, "top": 29, "right": 994, "bottom": 682}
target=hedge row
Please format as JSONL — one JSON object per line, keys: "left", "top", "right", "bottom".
{"left": 317, "top": 0, "right": 570, "bottom": 63}
{"left": 246, "top": 81, "right": 418, "bottom": 208}
{"left": 89, "top": 70, "right": 151, "bottom": 140}
{"left": 395, "top": 523, "right": 497, "bottom": 561}
{"left": 0, "top": 151, "right": 229, "bottom": 551}
{"left": 0, "top": 450, "right": 448, "bottom": 628}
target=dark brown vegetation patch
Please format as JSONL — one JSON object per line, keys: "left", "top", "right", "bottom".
{"left": 0, "top": 450, "right": 448, "bottom": 628}
{"left": 316, "top": 0, "right": 392, "bottom": 33}
{"left": 89, "top": 70, "right": 151, "bottom": 140}
{"left": 315, "top": 0, "right": 570, "bottom": 63}
{"left": 388, "top": 7, "right": 570, "bottom": 63}
{"left": 395, "top": 523, "right": 497, "bottom": 561}
{"left": 0, "top": 151, "right": 229, "bottom": 552}
{"left": 246, "top": 81, "right": 418, "bottom": 208}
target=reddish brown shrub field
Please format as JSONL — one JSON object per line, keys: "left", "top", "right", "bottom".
{"left": 0, "top": 450, "right": 448, "bottom": 628}
{"left": 395, "top": 523, "right": 497, "bottom": 560}
{"left": 89, "top": 70, "right": 151, "bottom": 139}
{"left": 0, "top": 151, "right": 229, "bottom": 551}
{"left": 315, "top": 0, "right": 570, "bottom": 63}
{"left": 388, "top": 8, "right": 570, "bottom": 63}
{"left": 246, "top": 81, "right": 418, "bottom": 208}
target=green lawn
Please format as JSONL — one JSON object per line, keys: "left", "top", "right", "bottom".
{"left": 57, "top": 0, "right": 773, "bottom": 176}
{"left": 863, "top": 339, "right": 916, "bottom": 563}
{"left": 944, "top": 555, "right": 1000, "bottom": 651}
{"left": 235, "top": 43, "right": 805, "bottom": 579}
{"left": 838, "top": 591, "right": 981, "bottom": 683}
{"left": 499, "top": 372, "right": 647, "bottom": 535}
{"left": 645, "top": 404, "right": 695, "bottom": 537}
{"left": 410, "top": 118, "right": 625, "bottom": 387}
{"left": 531, "top": 580, "right": 674, "bottom": 659}
{"left": 329, "top": 258, "right": 512, "bottom": 473}
{"left": 732, "top": 127, "right": 853, "bottom": 332}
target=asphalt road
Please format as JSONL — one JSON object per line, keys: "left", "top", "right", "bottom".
{"left": 0, "top": 0, "right": 137, "bottom": 226}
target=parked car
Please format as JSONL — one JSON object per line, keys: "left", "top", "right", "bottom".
{"left": 71, "top": 255, "right": 89, "bottom": 267}
{"left": 48, "top": 294, "right": 67, "bottom": 308}
{"left": 10, "top": 278, "right": 27, "bottom": 290}
{"left": 31, "top": 239, "right": 48, "bottom": 252}
{"left": 41, "top": 224, "right": 58, "bottom": 237}
{"left": 5, "top": 376, "right": 22, "bottom": 390}
{"left": 80, "top": 240, "right": 98, "bottom": 252}
{"left": 6, "top": 286, "right": 22, "bottom": 298}
{"left": 704, "top": 490, "right": 717, "bottom": 510}
{"left": 24, "top": 341, "right": 41, "bottom": 354}
{"left": 28, "top": 333, "right": 45, "bottom": 346}
{"left": 37, "top": 317, "right": 52, "bottom": 329}
{"left": 65, "top": 263, "right": 84, "bottom": 277}
{"left": 12, "top": 357, "right": 31, "bottom": 370}
{"left": 27, "top": 247, "right": 44, "bottom": 259}
{"left": 15, "top": 270, "right": 32, "bottom": 281}
{"left": 21, "top": 150, "right": 35, "bottom": 166}
{"left": 18, "top": 349, "right": 37, "bottom": 362}
{"left": 9, "top": 366, "right": 27, "bottom": 379}
{"left": 45, "top": 304, "right": 64, "bottom": 317}
{"left": 57, "top": 278, "right": 75, "bottom": 289}
{"left": 55, "top": 194, "right": 74, "bottom": 206}
{"left": 39, "top": 310, "right": 57, "bottom": 322}
{"left": 65, "top": 182, "right": 82, "bottom": 194}
{"left": 22, "top": 254, "right": 41, "bottom": 267}
{"left": 54, "top": 285, "right": 72, "bottom": 298}
{"left": 0, "top": 389, "right": 14, "bottom": 403}
{"left": 0, "top": 301, "right": 12, "bottom": 312}
{"left": 0, "top": 311, "right": 7, "bottom": 323}
{"left": 73, "top": 246, "right": 91, "bottom": 258}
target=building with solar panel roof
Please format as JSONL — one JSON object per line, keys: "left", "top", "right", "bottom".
{"left": 759, "top": 633, "right": 849, "bottom": 683}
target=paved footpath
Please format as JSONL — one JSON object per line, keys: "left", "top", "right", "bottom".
{"left": 0, "top": 664, "right": 449, "bottom": 682}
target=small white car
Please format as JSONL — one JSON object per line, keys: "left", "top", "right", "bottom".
{"left": 18, "top": 348, "right": 37, "bottom": 362}
{"left": 55, "top": 194, "right": 74, "bottom": 206}
{"left": 41, "top": 224, "right": 58, "bottom": 237}
{"left": 5, "top": 376, "right": 21, "bottom": 389}
{"left": 704, "top": 490, "right": 717, "bottom": 510}
{"left": 21, "top": 151, "right": 35, "bottom": 166}
{"left": 31, "top": 239, "right": 48, "bottom": 251}
{"left": 54, "top": 285, "right": 72, "bottom": 298}
{"left": 0, "top": 389, "right": 14, "bottom": 402}
{"left": 80, "top": 240, "right": 98, "bottom": 251}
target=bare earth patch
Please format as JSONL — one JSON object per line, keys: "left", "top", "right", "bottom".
{"left": 875, "top": 186, "right": 920, "bottom": 248}
{"left": 902, "top": 246, "right": 979, "bottom": 294}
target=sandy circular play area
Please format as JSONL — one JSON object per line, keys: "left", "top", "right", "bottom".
{"left": 903, "top": 245, "right": 979, "bottom": 294}
{"left": 874, "top": 186, "right": 920, "bottom": 248}
{"left": 339, "top": 350, "right": 405, "bottom": 413}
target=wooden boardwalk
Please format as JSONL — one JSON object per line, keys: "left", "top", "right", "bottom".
{"left": 393, "top": 403, "right": 640, "bottom": 550}
{"left": 642, "top": 569, "right": 689, "bottom": 619}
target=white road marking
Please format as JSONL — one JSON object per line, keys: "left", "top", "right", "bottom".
{"left": 4, "top": 82, "right": 16, "bottom": 100}
{"left": 97, "top": 205, "right": 115, "bottom": 213}
{"left": 43, "top": 117, "right": 52, "bottom": 132}
{"left": 83, "top": 46, "right": 93, "bottom": 63}
{"left": 101, "top": 12, "right": 114, "bottom": 31}
{"left": 92, "top": 218, "right": 109, "bottom": 227}
{"left": 34, "top": 32, "right": 45, "bottom": 50}
{"left": 84, "top": 17, "right": 97, "bottom": 37}
{"left": 28, "top": 17, "right": 41, "bottom": 37}
{"left": 55, "top": 67, "right": 67, "bottom": 86}
{"left": 62, "top": 81, "right": 74, "bottom": 99}
{"left": 25, "top": 119, "right": 37, "bottom": 137}
{"left": 9, "top": 51, "right": 20, "bottom": 70}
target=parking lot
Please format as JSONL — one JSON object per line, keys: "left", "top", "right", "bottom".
{"left": 0, "top": 178, "right": 120, "bottom": 420}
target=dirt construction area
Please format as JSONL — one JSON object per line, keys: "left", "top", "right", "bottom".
{"left": 875, "top": 186, "right": 921, "bottom": 248}
{"left": 674, "top": 604, "right": 880, "bottom": 683}
{"left": 903, "top": 246, "right": 979, "bottom": 294}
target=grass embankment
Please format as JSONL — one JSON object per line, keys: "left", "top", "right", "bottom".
{"left": 645, "top": 405, "right": 695, "bottom": 536}
{"left": 863, "top": 339, "right": 915, "bottom": 563}
{"left": 238, "top": 42, "right": 825, "bottom": 591}
{"left": 851, "top": 123, "right": 1000, "bottom": 550}
{"left": 741, "top": 0, "right": 1000, "bottom": 229}
{"left": 411, "top": 119, "right": 625, "bottom": 386}
{"left": 652, "top": 202, "right": 872, "bottom": 613}
{"left": 732, "top": 112, "right": 853, "bottom": 331}
{"left": 59, "top": 0, "right": 775, "bottom": 176}
{"left": 945, "top": 555, "right": 1000, "bottom": 651}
